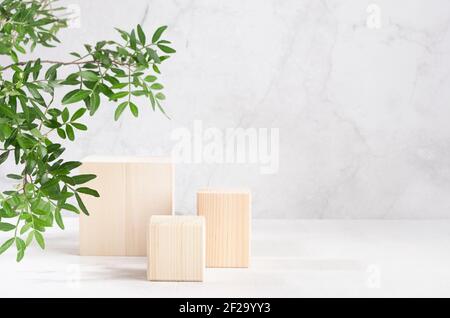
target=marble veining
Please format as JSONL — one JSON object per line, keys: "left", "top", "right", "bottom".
{"left": 1, "top": 0, "right": 450, "bottom": 218}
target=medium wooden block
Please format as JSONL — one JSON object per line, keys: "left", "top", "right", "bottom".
{"left": 148, "top": 215, "right": 205, "bottom": 282}
{"left": 79, "top": 157, "right": 173, "bottom": 256}
{"left": 197, "top": 189, "right": 251, "bottom": 268}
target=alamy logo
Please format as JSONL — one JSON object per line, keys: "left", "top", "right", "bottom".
{"left": 171, "top": 120, "right": 279, "bottom": 174}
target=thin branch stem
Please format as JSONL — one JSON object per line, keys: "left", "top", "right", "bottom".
{"left": 1, "top": 59, "right": 93, "bottom": 71}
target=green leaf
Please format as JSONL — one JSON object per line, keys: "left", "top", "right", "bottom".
{"left": 55, "top": 209, "right": 64, "bottom": 230}
{"left": 57, "top": 128, "right": 66, "bottom": 139}
{"left": 16, "top": 249, "right": 25, "bottom": 262}
{"left": 0, "top": 105, "right": 16, "bottom": 119}
{"left": 33, "top": 59, "right": 41, "bottom": 80}
{"left": 117, "top": 47, "right": 128, "bottom": 57}
{"left": 151, "top": 83, "right": 164, "bottom": 90}
{"left": 72, "top": 174, "right": 96, "bottom": 185}
{"left": 114, "top": 101, "right": 128, "bottom": 121}
{"left": 75, "top": 193, "right": 89, "bottom": 216}
{"left": 111, "top": 83, "right": 128, "bottom": 90}
{"left": 34, "top": 231, "right": 45, "bottom": 250}
{"left": 157, "top": 44, "right": 176, "bottom": 54}
{"left": 132, "top": 90, "right": 146, "bottom": 97}
{"left": 90, "top": 91, "right": 101, "bottom": 115}
{"left": 61, "top": 107, "right": 69, "bottom": 122}
{"left": 146, "top": 48, "right": 160, "bottom": 63}
{"left": 110, "top": 91, "right": 129, "bottom": 100}
{"left": 6, "top": 174, "right": 22, "bottom": 180}
{"left": 152, "top": 64, "right": 161, "bottom": 74}
{"left": 45, "top": 64, "right": 61, "bottom": 81}
{"left": 17, "top": 135, "right": 35, "bottom": 149}
{"left": 148, "top": 90, "right": 156, "bottom": 111}
{"left": 25, "top": 232, "right": 34, "bottom": 247}
{"left": 98, "top": 83, "right": 114, "bottom": 97}
{"left": 110, "top": 68, "right": 127, "bottom": 77}
{"left": 33, "top": 202, "right": 51, "bottom": 215}
{"left": 10, "top": 50, "right": 18, "bottom": 63}
{"left": 0, "top": 124, "right": 12, "bottom": 139}
{"left": 137, "top": 24, "right": 146, "bottom": 45}
{"left": 129, "top": 102, "right": 139, "bottom": 117}
{"left": 130, "top": 29, "right": 137, "bottom": 50}
{"left": 71, "top": 108, "right": 86, "bottom": 122}
{"left": 24, "top": 183, "right": 35, "bottom": 195}
{"left": 0, "top": 151, "right": 9, "bottom": 165}
{"left": 0, "top": 238, "right": 15, "bottom": 255}
{"left": 155, "top": 92, "right": 166, "bottom": 100}
{"left": 61, "top": 203, "right": 79, "bottom": 214}
{"left": 136, "top": 52, "right": 147, "bottom": 66}
{"left": 152, "top": 25, "right": 167, "bottom": 43}
{"left": 159, "top": 55, "right": 171, "bottom": 62}
{"left": 40, "top": 178, "right": 60, "bottom": 191}
{"left": 33, "top": 216, "right": 52, "bottom": 229}
{"left": 79, "top": 71, "right": 99, "bottom": 82}
{"left": 15, "top": 237, "right": 25, "bottom": 251}
{"left": 77, "top": 187, "right": 100, "bottom": 197}
{"left": 31, "top": 128, "right": 43, "bottom": 139}
{"left": 116, "top": 28, "right": 130, "bottom": 41}
{"left": 20, "top": 222, "right": 32, "bottom": 235}
{"left": 0, "top": 222, "right": 15, "bottom": 232}
{"left": 72, "top": 123, "right": 87, "bottom": 131}
{"left": 144, "top": 75, "right": 157, "bottom": 82}
{"left": 66, "top": 125, "right": 75, "bottom": 141}
{"left": 60, "top": 161, "right": 82, "bottom": 171}
{"left": 62, "top": 90, "right": 91, "bottom": 105}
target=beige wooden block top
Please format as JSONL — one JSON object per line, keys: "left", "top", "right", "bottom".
{"left": 197, "top": 188, "right": 251, "bottom": 194}
{"left": 150, "top": 215, "right": 204, "bottom": 225}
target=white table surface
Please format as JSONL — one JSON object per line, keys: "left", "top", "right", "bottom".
{"left": 1, "top": 218, "right": 449, "bottom": 298}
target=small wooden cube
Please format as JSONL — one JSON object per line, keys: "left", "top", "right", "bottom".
{"left": 148, "top": 215, "right": 205, "bottom": 282}
{"left": 79, "top": 156, "right": 173, "bottom": 256}
{"left": 197, "top": 189, "right": 251, "bottom": 268}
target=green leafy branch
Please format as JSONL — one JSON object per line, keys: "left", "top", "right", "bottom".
{"left": 0, "top": 0, "right": 175, "bottom": 261}
{"left": 0, "top": 0, "right": 68, "bottom": 60}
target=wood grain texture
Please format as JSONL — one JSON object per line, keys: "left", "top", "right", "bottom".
{"left": 197, "top": 189, "right": 251, "bottom": 268}
{"left": 125, "top": 162, "right": 174, "bottom": 256}
{"left": 148, "top": 215, "right": 205, "bottom": 282}
{"left": 79, "top": 163, "right": 126, "bottom": 256}
{"left": 79, "top": 157, "right": 173, "bottom": 256}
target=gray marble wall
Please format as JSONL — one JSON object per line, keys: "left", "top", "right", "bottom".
{"left": 1, "top": 0, "right": 450, "bottom": 218}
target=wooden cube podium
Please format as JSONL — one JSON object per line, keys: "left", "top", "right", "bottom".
{"left": 79, "top": 157, "right": 173, "bottom": 256}
{"left": 148, "top": 215, "right": 205, "bottom": 282}
{"left": 197, "top": 189, "right": 251, "bottom": 268}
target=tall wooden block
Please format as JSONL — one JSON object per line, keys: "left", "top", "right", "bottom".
{"left": 148, "top": 215, "right": 205, "bottom": 282}
{"left": 79, "top": 157, "right": 173, "bottom": 256}
{"left": 197, "top": 189, "right": 251, "bottom": 268}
